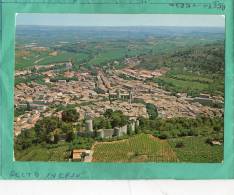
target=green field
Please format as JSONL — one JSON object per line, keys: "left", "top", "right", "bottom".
{"left": 15, "top": 142, "right": 69, "bottom": 161}
{"left": 92, "top": 134, "right": 178, "bottom": 162}
{"left": 169, "top": 136, "right": 223, "bottom": 162}
{"left": 150, "top": 71, "right": 224, "bottom": 97}
{"left": 15, "top": 49, "right": 90, "bottom": 70}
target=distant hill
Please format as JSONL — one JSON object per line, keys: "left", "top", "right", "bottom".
{"left": 138, "top": 41, "right": 224, "bottom": 73}
{"left": 16, "top": 25, "right": 225, "bottom": 46}
{"left": 15, "top": 25, "right": 225, "bottom": 71}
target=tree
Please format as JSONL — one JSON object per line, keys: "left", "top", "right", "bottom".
{"left": 34, "top": 117, "right": 59, "bottom": 142}
{"left": 15, "top": 128, "right": 36, "bottom": 150}
{"left": 103, "top": 110, "right": 128, "bottom": 128}
{"left": 158, "top": 132, "right": 169, "bottom": 139}
{"left": 93, "top": 117, "right": 112, "bottom": 130}
{"left": 111, "top": 114, "right": 122, "bottom": 127}
{"left": 66, "top": 131, "right": 75, "bottom": 142}
{"left": 26, "top": 102, "right": 31, "bottom": 111}
{"left": 110, "top": 111, "right": 128, "bottom": 127}
{"left": 100, "top": 118, "right": 112, "bottom": 129}
{"left": 213, "top": 126, "right": 221, "bottom": 132}
{"left": 62, "top": 108, "right": 80, "bottom": 123}
{"left": 61, "top": 123, "right": 73, "bottom": 133}
{"left": 103, "top": 109, "right": 113, "bottom": 118}
{"left": 145, "top": 103, "right": 158, "bottom": 120}
{"left": 138, "top": 116, "right": 150, "bottom": 130}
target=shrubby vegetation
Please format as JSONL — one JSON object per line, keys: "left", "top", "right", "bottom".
{"left": 15, "top": 74, "right": 45, "bottom": 86}
{"left": 137, "top": 116, "right": 223, "bottom": 141}
{"left": 69, "top": 137, "right": 94, "bottom": 150}
{"left": 61, "top": 108, "right": 80, "bottom": 123}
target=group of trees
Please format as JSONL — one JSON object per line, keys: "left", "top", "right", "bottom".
{"left": 137, "top": 116, "right": 224, "bottom": 141}
{"left": 93, "top": 109, "right": 129, "bottom": 130}
{"left": 14, "top": 106, "right": 29, "bottom": 117}
{"left": 15, "top": 108, "right": 80, "bottom": 150}
{"left": 34, "top": 116, "right": 61, "bottom": 144}
{"left": 15, "top": 74, "right": 45, "bottom": 86}
{"left": 15, "top": 128, "right": 36, "bottom": 150}
{"left": 50, "top": 75, "right": 79, "bottom": 83}
{"left": 68, "top": 137, "right": 94, "bottom": 150}
{"left": 61, "top": 108, "right": 80, "bottom": 122}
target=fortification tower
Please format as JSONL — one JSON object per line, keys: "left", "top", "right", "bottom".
{"left": 85, "top": 114, "right": 93, "bottom": 132}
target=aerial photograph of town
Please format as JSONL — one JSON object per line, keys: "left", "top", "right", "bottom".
{"left": 14, "top": 14, "right": 225, "bottom": 163}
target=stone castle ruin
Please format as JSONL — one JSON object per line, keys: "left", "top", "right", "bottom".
{"left": 80, "top": 115, "right": 139, "bottom": 139}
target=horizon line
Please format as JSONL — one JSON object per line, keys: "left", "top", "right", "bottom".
{"left": 16, "top": 24, "right": 225, "bottom": 28}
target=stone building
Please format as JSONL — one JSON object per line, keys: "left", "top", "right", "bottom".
{"left": 109, "top": 89, "right": 132, "bottom": 103}
{"left": 96, "top": 129, "right": 115, "bottom": 138}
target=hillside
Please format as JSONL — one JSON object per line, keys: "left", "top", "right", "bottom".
{"left": 138, "top": 42, "right": 224, "bottom": 73}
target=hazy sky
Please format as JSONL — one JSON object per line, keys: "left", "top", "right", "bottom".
{"left": 16, "top": 14, "right": 225, "bottom": 27}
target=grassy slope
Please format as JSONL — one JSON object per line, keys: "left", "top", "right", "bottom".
{"left": 169, "top": 136, "right": 223, "bottom": 163}
{"left": 15, "top": 143, "right": 68, "bottom": 161}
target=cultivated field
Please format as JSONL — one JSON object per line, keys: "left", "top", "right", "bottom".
{"left": 92, "top": 134, "right": 179, "bottom": 162}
